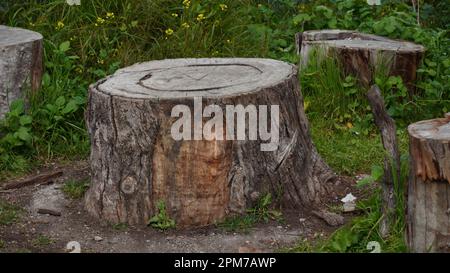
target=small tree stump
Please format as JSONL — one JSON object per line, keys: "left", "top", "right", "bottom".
{"left": 296, "top": 29, "right": 425, "bottom": 93}
{"left": 0, "top": 25, "right": 43, "bottom": 119}
{"left": 85, "top": 58, "right": 335, "bottom": 227}
{"left": 407, "top": 113, "right": 450, "bottom": 252}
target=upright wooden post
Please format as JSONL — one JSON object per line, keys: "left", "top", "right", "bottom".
{"left": 407, "top": 113, "right": 450, "bottom": 252}
{"left": 367, "top": 85, "right": 401, "bottom": 238}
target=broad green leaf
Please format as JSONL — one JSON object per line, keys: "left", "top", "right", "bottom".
{"left": 19, "top": 115, "right": 32, "bottom": 126}
{"left": 9, "top": 99, "right": 25, "bottom": 114}
{"left": 371, "top": 165, "right": 384, "bottom": 181}
{"left": 55, "top": 96, "right": 66, "bottom": 107}
{"left": 62, "top": 100, "right": 79, "bottom": 114}
{"left": 16, "top": 127, "right": 32, "bottom": 142}
{"left": 59, "top": 41, "right": 70, "bottom": 52}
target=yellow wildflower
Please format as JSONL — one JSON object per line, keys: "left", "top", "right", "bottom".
{"left": 219, "top": 4, "right": 228, "bottom": 11}
{"left": 106, "top": 12, "right": 115, "bottom": 19}
{"left": 171, "top": 13, "right": 179, "bottom": 18}
{"left": 197, "top": 13, "right": 205, "bottom": 22}
{"left": 226, "top": 39, "right": 231, "bottom": 43}
{"left": 55, "top": 21, "right": 65, "bottom": 30}
{"left": 96, "top": 17, "right": 105, "bottom": 24}
{"left": 303, "top": 100, "right": 310, "bottom": 111}
{"left": 346, "top": 122, "right": 354, "bottom": 129}
{"left": 182, "top": 0, "right": 191, "bottom": 8}
{"left": 165, "top": 28, "right": 174, "bottom": 35}
{"left": 181, "top": 22, "right": 190, "bottom": 28}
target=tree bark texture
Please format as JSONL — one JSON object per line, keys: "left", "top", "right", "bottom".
{"left": 85, "top": 58, "right": 335, "bottom": 227}
{"left": 0, "top": 25, "right": 43, "bottom": 119}
{"left": 407, "top": 113, "right": 450, "bottom": 252}
{"left": 297, "top": 29, "right": 425, "bottom": 94}
{"left": 367, "top": 85, "right": 401, "bottom": 238}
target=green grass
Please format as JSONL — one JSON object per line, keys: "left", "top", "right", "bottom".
{"left": 32, "top": 235, "right": 54, "bottom": 247}
{"left": 309, "top": 115, "right": 410, "bottom": 175}
{"left": 286, "top": 144, "right": 410, "bottom": 253}
{"left": 217, "top": 193, "right": 283, "bottom": 232}
{"left": 217, "top": 214, "right": 256, "bottom": 233}
{"left": 61, "top": 179, "right": 90, "bottom": 199}
{"left": 0, "top": 200, "right": 22, "bottom": 225}
{"left": 287, "top": 191, "right": 407, "bottom": 253}
{"left": 112, "top": 222, "right": 128, "bottom": 231}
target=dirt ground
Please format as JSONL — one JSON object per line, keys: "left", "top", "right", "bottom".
{"left": 0, "top": 161, "right": 364, "bottom": 253}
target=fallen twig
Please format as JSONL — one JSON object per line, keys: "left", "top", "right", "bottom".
{"left": 1, "top": 170, "right": 63, "bottom": 190}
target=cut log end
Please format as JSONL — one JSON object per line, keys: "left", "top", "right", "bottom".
{"left": 96, "top": 58, "right": 295, "bottom": 99}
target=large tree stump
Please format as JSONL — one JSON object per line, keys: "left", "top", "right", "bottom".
{"left": 407, "top": 113, "right": 450, "bottom": 252}
{"left": 296, "top": 29, "right": 425, "bottom": 93}
{"left": 0, "top": 25, "right": 43, "bottom": 119}
{"left": 85, "top": 58, "right": 335, "bottom": 227}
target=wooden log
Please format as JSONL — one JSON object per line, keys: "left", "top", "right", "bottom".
{"left": 85, "top": 58, "right": 335, "bottom": 227}
{"left": 296, "top": 29, "right": 425, "bottom": 94}
{"left": 1, "top": 170, "right": 62, "bottom": 190}
{"left": 407, "top": 113, "right": 450, "bottom": 252}
{"left": 367, "top": 85, "right": 401, "bottom": 238}
{"left": 0, "top": 25, "right": 43, "bottom": 119}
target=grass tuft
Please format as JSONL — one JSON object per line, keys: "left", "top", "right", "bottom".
{"left": 0, "top": 199, "right": 21, "bottom": 225}
{"left": 61, "top": 179, "right": 90, "bottom": 199}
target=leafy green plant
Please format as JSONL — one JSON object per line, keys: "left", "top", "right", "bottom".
{"left": 0, "top": 100, "right": 33, "bottom": 149}
{"left": 218, "top": 193, "right": 283, "bottom": 232}
{"left": 148, "top": 200, "right": 176, "bottom": 230}
{"left": 247, "top": 193, "right": 283, "bottom": 223}
{"left": 62, "top": 179, "right": 90, "bottom": 199}
{"left": 357, "top": 165, "right": 384, "bottom": 188}
{"left": 32, "top": 235, "right": 54, "bottom": 247}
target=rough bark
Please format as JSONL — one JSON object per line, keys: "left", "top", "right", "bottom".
{"left": 297, "top": 29, "right": 425, "bottom": 94}
{"left": 0, "top": 25, "right": 43, "bottom": 119}
{"left": 407, "top": 113, "right": 450, "bottom": 252}
{"left": 85, "top": 58, "right": 335, "bottom": 227}
{"left": 367, "top": 85, "right": 401, "bottom": 238}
